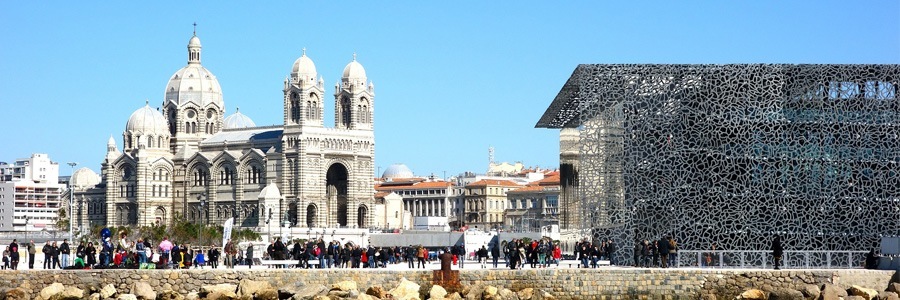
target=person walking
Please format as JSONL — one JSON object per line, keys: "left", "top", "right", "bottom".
{"left": 26, "top": 240, "right": 36, "bottom": 269}
{"left": 491, "top": 243, "right": 500, "bottom": 268}
{"left": 60, "top": 239, "right": 70, "bottom": 269}
{"left": 772, "top": 235, "right": 783, "bottom": 270}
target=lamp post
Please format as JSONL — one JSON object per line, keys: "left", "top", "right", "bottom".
{"left": 198, "top": 192, "right": 206, "bottom": 245}
{"left": 67, "top": 162, "right": 77, "bottom": 267}
{"left": 266, "top": 205, "right": 273, "bottom": 242}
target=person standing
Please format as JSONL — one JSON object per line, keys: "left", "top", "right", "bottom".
{"left": 668, "top": 237, "right": 677, "bottom": 268}
{"left": 2, "top": 246, "right": 9, "bottom": 270}
{"left": 209, "top": 245, "right": 220, "bottom": 269}
{"left": 60, "top": 239, "right": 70, "bottom": 269}
{"left": 658, "top": 236, "right": 670, "bottom": 268}
{"left": 42, "top": 242, "right": 51, "bottom": 269}
{"left": 50, "top": 242, "right": 61, "bottom": 269}
{"left": 85, "top": 242, "right": 97, "bottom": 267}
{"left": 416, "top": 246, "right": 427, "bottom": 269}
{"left": 26, "top": 239, "right": 36, "bottom": 269}
{"left": 772, "top": 235, "right": 783, "bottom": 270}
{"left": 9, "top": 240, "right": 20, "bottom": 270}
{"left": 158, "top": 237, "right": 173, "bottom": 269}
{"left": 606, "top": 239, "right": 617, "bottom": 266}
{"left": 245, "top": 245, "right": 254, "bottom": 269}
{"left": 223, "top": 239, "right": 236, "bottom": 269}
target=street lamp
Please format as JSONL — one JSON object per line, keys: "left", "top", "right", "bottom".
{"left": 67, "top": 162, "right": 77, "bottom": 267}
{"left": 198, "top": 192, "right": 206, "bottom": 245}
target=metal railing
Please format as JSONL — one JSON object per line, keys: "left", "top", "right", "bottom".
{"left": 675, "top": 250, "right": 869, "bottom": 269}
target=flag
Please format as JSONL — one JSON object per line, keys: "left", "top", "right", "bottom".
{"left": 222, "top": 218, "right": 234, "bottom": 247}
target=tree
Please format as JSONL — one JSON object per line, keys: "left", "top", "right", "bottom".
{"left": 56, "top": 207, "right": 69, "bottom": 231}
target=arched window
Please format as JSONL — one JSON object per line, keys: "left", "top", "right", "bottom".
{"left": 341, "top": 97, "right": 351, "bottom": 128}
{"left": 290, "top": 92, "right": 300, "bottom": 123}
{"left": 309, "top": 93, "right": 319, "bottom": 120}
{"left": 147, "top": 136, "right": 153, "bottom": 148}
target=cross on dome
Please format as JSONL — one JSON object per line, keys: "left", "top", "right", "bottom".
{"left": 193, "top": 22, "right": 197, "bottom": 36}
{"left": 352, "top": 52, "right": 357, "bottom": 61}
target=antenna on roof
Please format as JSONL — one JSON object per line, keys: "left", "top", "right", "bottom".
{"left": 488, "top": 146, "right": 495, "bottom": 164}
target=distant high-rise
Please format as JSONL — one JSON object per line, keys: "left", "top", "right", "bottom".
{"left": 0, "top": 153, "right": 65, "bottom": 231}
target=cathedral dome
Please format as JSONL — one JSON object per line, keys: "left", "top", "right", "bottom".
{"left": 164, "top": 35, "right": 224, "bottom": 109}
{"left": 291, "top": 51, "right": 317, "bottom": 82}
{"left": 342, "top": 56, "right": 367, "bottom": 83}
{"left": 223, "top": 108, "right": 256, "bottom": 129}
{"left": 71, "top": 167, "right": 101, "bottom": 188}
{"left": 382, "top": 163, "right": 413, "bottom": 179}
{"left": 126, "top": 104, "right": 169, "bottom": 135}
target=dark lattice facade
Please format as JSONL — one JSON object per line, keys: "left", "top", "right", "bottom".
{"left": 538, "top": 64, "right": 900, "bottom": 264}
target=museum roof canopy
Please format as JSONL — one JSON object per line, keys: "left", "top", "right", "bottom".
{"left": 535, "top": 64, "right": 900, "bottom": 129}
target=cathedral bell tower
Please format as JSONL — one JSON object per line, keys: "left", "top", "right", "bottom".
{"left": 284, "top": 48, "right": 325, "bottom": 129}
{"left": 335, "top": 54, "right": 374, "bottom": 131}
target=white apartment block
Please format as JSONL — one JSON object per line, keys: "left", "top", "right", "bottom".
{"left": 0, "top": 153, "right": 65, "bottom": 231}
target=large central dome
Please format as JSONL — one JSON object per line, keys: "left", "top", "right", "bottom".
{"left": 164, "top": 34, "right": 224, "bottom": 109}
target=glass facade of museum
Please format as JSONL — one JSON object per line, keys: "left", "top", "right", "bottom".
{"left": 538, "top": 64, "right": 900, "bottom": 266}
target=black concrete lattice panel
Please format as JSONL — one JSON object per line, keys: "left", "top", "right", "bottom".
{"left": 567, "top": 64, "right": 900, "bottom": 265}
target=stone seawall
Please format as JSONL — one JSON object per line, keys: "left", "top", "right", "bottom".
{"left": 0, "top": 268, "right": 893, "bottom": 299}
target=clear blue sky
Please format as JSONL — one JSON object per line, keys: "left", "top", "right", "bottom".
{"left": 1, "top": 1, "right": 898, "bottom": 177}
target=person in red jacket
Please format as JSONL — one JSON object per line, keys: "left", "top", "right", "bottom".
{"left": 552, "top": 245, "right": 562, "bottom": 267}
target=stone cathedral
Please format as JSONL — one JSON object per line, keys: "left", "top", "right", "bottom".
{"left": 71, "top": 32, "right": 376, "bottom": 231}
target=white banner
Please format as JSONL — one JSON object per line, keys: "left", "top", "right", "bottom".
{"left": 222, "top": 217, "right": 234, "bottom": 247}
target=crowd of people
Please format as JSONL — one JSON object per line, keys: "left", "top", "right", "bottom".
{"left": 632, "top": 236, "right": 679, "bottom": 268}
{"left": 235, "top": 237, "right": 440, "bottom": 269}
{"left": 1, "top": 234, "right": 222, "bottom": 270}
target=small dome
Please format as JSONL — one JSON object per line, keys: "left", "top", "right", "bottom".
{"left": 342, "top": 57, "right": 367, "bottom": 83}
{"left": 188, "top": 35, "right": 202, "bottom": 47}
{"left": 126, "top": 104, "right": 169, "bottom": 135}
{"left": 71, "top": 167, "right": 101, "bottom": 188}
{"left": 382, "top": 163, "right": 413, "bottom": 179}
{"left": 259, "top": 183, "right": 281, "bottom": 200}
{"left": 291, "top": 51, "right": 317, "bottom": 82}
{"left": 223, "top": 108, "right": 256, "bottom": 129}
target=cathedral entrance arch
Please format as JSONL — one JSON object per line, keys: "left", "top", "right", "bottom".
{"left": 326, "top": 163, "right": 349, "bottom": 227}
{"left": 288, "top": 202, "right": 298, "bottom": 227}
{"left": 155, "top": 206, "right": 167, "bottom": 226}
{"left": 357, "top": 205, "right": 368, "bottom": 228}
{"left": 306, "top": 204, "right": 318, "bottom": 227}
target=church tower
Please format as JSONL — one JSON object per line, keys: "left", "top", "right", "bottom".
{"left": 162, "top": 30, "right": 225, "bottom": 154}
{"left": 283, "top": 49, "right": 325, "bottom": 129}
{"left": 334, "top": 54, "right": 375, "bottom": 130}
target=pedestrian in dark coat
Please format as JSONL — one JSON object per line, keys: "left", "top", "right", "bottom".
{"left": 771, "top": 235, "right": 783, "bottom": 270}
{"left": 657, "top": 236, "right": 670, "bottom": 268}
